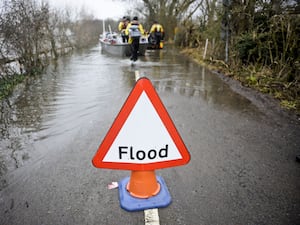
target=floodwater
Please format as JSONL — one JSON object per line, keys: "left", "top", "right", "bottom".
{"left": 0, "top": 46, "right": 249, "bottom": 187}
{"left": 0, "top": 45, "right": 299, "bottom": 225}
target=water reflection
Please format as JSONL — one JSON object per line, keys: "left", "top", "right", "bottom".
{"left": 0, "top": 46, "right": 254, "bottom": 189}
{"left": 126, "top": 48, "right": 252, "bottom": 112}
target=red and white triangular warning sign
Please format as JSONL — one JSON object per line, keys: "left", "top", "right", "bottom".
{"left": 92, "top": 77, "right": 190, "bottom": 170}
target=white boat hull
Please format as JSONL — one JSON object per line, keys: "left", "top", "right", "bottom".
{"left": 99, "top": 34, "right": 148, "bottom": 57}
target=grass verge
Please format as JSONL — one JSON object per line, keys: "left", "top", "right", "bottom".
{"left": 181, "top": 48, "right": 300, "bottom": 115}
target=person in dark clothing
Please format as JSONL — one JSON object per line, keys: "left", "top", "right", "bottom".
{"left": 149, "top": 21, "right": 164, "bottom": 49}
{"left": 125, "top": 16, "right": 145, "bottom": 62}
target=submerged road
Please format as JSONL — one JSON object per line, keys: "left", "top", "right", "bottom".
{"left": 0, "top": 46, "right": 299, "bottom": 225}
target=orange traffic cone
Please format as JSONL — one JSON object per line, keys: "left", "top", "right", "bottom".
{"left": 126, "top": 170, "right": 161, "bottom": 198}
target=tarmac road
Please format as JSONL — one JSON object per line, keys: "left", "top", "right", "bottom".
{"left": 0, "top": 46, "right": 299, "bottom": 225}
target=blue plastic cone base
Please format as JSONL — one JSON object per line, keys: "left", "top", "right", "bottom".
{"left": 118, "top": 175, "right": 172, "bottom": 212}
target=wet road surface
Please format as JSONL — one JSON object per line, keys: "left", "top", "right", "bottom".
{"left": 0, "top": 46, "right": 300, "bottom": 224}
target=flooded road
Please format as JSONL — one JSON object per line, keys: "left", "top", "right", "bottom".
{"left": 0, "top": 46, "right": 299, "bottom": 225}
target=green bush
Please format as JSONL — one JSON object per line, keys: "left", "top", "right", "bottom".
{"left": 235, "top": 33, "right": 257, "bottom": 63}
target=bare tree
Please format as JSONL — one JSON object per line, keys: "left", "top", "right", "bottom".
{"left": 0, "top": 0, "right": 50, "bottom": 75}
{"left": 130, "top": 0, "right": 203, "bottom": 40}
{"left": 0, "top": 0, "right": 79, "bottom": 77}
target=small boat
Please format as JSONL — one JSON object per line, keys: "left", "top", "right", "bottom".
{"left": 99, "top": 32, "right": 149, "bottom": 57}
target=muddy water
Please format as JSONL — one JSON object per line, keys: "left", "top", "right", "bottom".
{"left": 0, "top": 46, "right": 256, "bottom": 190}
{"left": 0, "top": 50, "right": 126, "bottom": 181}
{"left": 0, "top": 46, "right": 260, "bottom": 188}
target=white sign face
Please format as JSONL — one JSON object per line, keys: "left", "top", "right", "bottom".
{"left": 103, "top": 91, "right": 183, "bottom": 163}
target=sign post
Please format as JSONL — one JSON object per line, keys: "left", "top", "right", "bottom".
{"left": 92, "top": 77, "right": 190, "bottom": 211}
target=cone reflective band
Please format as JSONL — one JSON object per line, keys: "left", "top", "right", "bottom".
{"left": 126, "top": 171, "right": 160, "bottom": 198}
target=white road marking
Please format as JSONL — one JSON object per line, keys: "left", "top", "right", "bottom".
{"left": 144, "top": 208, "right": 160, "bottom": 225}
{"left": 135, "top": 70, "right": 160, "bottom": 225}
{"left": 135, "top": 70, "right": 140, "bottom": 80}
{"left": 135, "top": 70, "right": 159, "bottom": 225}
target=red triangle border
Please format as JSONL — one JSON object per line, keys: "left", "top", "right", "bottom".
{"left": 92, "top": 77, "right": 190, "bottom": 170}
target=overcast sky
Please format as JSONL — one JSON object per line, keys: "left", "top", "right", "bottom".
{"left": 47, "top": 0, "right": 130, "bottom": 20}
